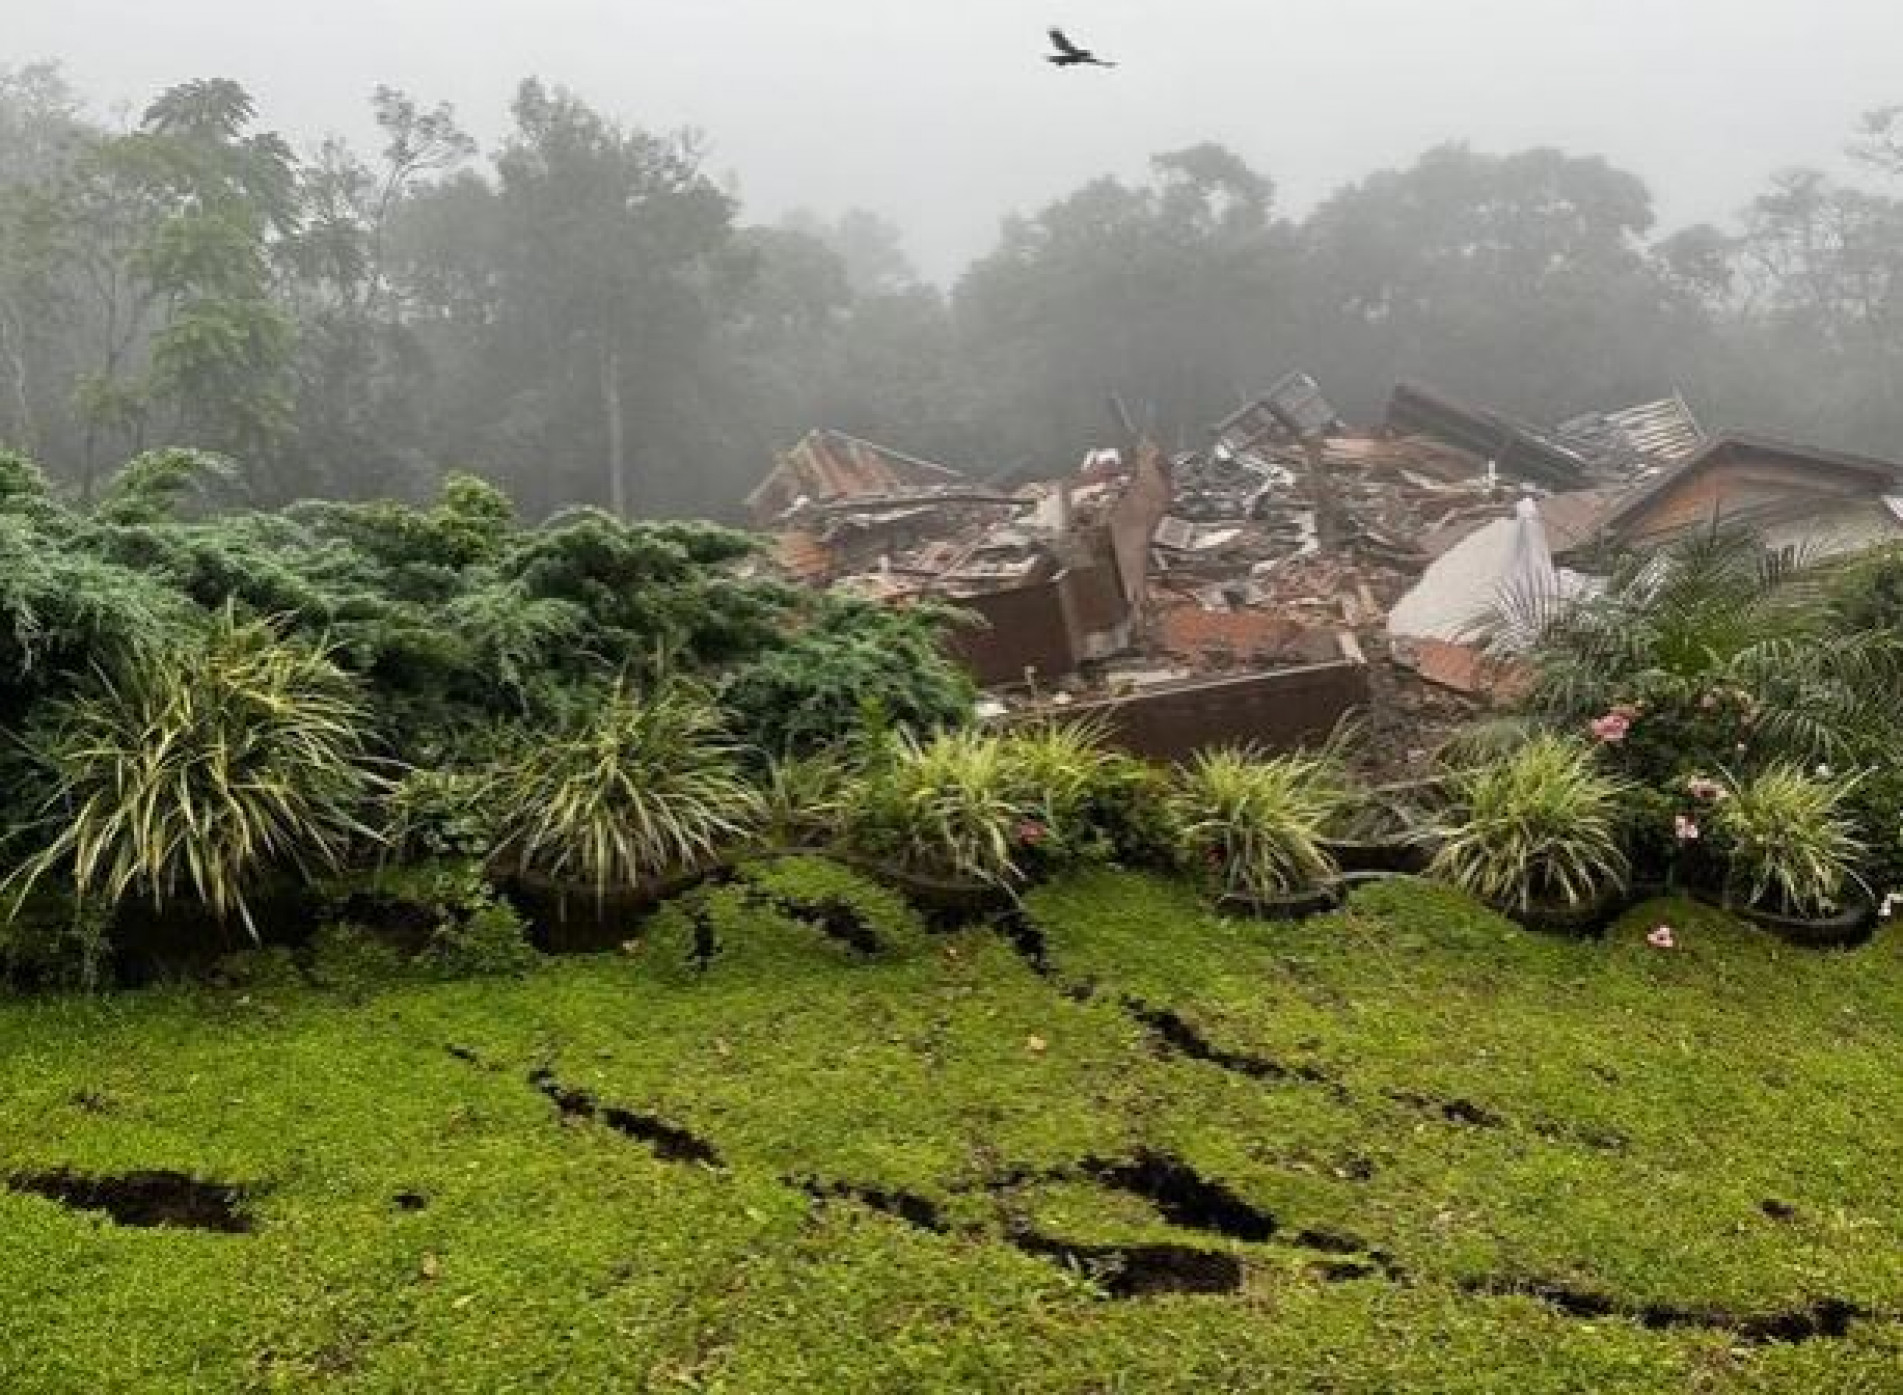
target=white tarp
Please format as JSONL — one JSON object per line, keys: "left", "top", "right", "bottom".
{"left": 1389, "top": 498, "right": 1581, "bottom": 646}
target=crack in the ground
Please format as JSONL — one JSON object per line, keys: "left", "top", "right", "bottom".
{"left": 1007, "top": 1229, "right": 1246, "bottom": 1298}
{"left": 5, "top": 1168, "right": 258, "bottom": 1233}
{"left": 758, "top": 893, "right": 884, "bottom": 956}
{"left": 796, "top": 1178, "right": 949, "bottom": 1232}
{"left": 1080, "top": 1151, "right": 1277, "bottom": 1243}
{"left": 1386, "top": 1089, "right": 1507, "bottom": 1130}
{"left": 799, "top": 1167, "right": 1249, "bottom": 1301}
{"left": 1122, "top": 999, "right": 1347, "bottom": 1098}
{"left": 999, "top": 910, "right": 1628, "bottom": 1159}
{"left": 527, "top": 1069, "right": 724, "bottom": 1167}
{"left": 452, "top": 969, "right": 1883, "bottom": 1340}
{"left": 1461, "top": 1278, "right": 1876, "bottom": 1346}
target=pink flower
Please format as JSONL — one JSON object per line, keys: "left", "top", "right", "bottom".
{"left": 1647, "top": 925, "right": 1677, "bottom": 950}
{"left": 1686, "top": 777, "right": 1723, "bottom": 802}
{"left": 1699, "top": 693, "right": 1719, "bottom": 712}
{"left": 1017, "top": 820, "right": 1047, "bottom": 847}
{"left": 1589, "top": 712, "right": 1631, "bottom": 743}
{"left": 1674, "top": 814, "right": 1700, "bottom": 842}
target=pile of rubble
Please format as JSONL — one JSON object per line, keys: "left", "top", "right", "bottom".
{"left": 745, "top": 373, "right": 1720, "bottom": 759}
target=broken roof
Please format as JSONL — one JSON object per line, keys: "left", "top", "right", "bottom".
{"left": 1597, "top": 432, "right": 1903, "bottom": 537}
{"left": 747, "top": 429, "right": 968, "bottom": 522}
{"left": 1386, "top": 381, "right": 1594, "bottom": 489}
{"left": 1554, "top": 393, "right": 1704, "bottom": 471}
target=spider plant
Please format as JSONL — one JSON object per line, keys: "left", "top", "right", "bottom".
{"left": 758, "top": 749, "right": 855, "bottom": 850}
{"left": 491, "top": 679, "right": 761, "bottom": 896}
{"left": 1712, "top": 763, "right": 1865, "bottom": 917}
{"left": 999, "top": 717, "right": 1113, "bottom": 835}
{"left": 11, "top": 608, "right": 380, "bottom": 936}
{"left": 1429, "top": 735, "right": 1629, "bottom": 913}
{"left": 1169, "top": 747, "right": 1349, "bottom": 902}
{"left": 849, "top": 728, "right": 1024, "bottom": 887}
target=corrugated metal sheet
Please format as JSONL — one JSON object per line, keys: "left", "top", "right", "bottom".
{"left": 747, "top": 430, "right": 967, "bottom": 524}
{"left": 1555, "top": 394, "right": 1704, "bottom": 471}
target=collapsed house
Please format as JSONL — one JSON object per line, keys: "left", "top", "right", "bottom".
{"left": 1537, "top": 433, "right": 1903, "bottom": 561}
{"left": 749, "top": 384, "right": 1903, "bottom": 763}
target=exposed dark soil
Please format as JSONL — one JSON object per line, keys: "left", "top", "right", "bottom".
{"left": 759, "top": 893, "right": 883, "bottom": 955}
{"left": 1463, "top": 1278, "right": 1872, "bottom": 1345}
{"left": 528, "top": 1069, "right": 724, "bottom": 1166}
{"left": 6, "top": 1168, "right": 257, "bottom": 1233}
{"left": 1008, "top": 1230, "right": 1245, "bottom": 1298}
{"left": 798, "top": 1178, "right": 949, "bottom": 1232}
{"left": 1124, "top": 998, "right": 1343, "bottom": 1094}
{"left": 1386, "top": 1089, "right": 1506, "bottom": 1129}
{"left": 1083, "top": 1151, "right": 1276, "bottom": 1243}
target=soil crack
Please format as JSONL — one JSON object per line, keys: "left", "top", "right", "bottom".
{"left": 1462, "top": 1279, "right": 1877, "bottom": 1345}
{"left": 6, "top": 1168, "right": 258, "bottom": 1233}
{"left": 528, "top": 1069, "right": 724, "bottom": 1167}
{"left": 1007, "top": 1230, "right": 1245, "bottom": 1298}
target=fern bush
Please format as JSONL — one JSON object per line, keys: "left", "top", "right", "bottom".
{"left": 1429, "top": 736, "right": 1629, "bottom": 913}
{"left": 13, "top": 608, "right": 379, "bottom": 934}
{"left": 1499, "top": 526, "right": 1903, "bottom": 780}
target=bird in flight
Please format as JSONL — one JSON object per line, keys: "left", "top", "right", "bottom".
{"left": 1046, "top": 27, "right": 1117, "bottom": 68}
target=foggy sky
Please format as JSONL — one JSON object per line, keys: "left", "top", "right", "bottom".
{"left": 12, "top": 0, "right": 1900, "bottom": 278}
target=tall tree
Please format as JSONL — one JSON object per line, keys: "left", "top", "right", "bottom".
{"left": 484, "top": 79, "right": 740, "bottom": 516}
{"left": 955, "top": 143, "right": 1291, "bottom": 468}
{"left": 1298, "top": 144, "right": 1701, "bottom": 423}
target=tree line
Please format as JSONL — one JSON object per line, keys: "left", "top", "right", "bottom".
{"left": 5, "top": 65, "right": 1903, "bottom": 520}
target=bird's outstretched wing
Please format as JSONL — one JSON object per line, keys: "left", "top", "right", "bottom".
{"left": 1048, "top": 28, "right": 1086, "bottom": 59}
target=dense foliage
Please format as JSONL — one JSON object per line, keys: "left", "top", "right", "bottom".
{"left": 9, "top": 67, "right": 1903, "bottom": 518}
{"left": 1502, "top": 527, "right": 1903, "bottom": 783}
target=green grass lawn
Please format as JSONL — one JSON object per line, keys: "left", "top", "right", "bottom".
{"left": 2, "top": 863, "right": 1899, "bottom": 1393}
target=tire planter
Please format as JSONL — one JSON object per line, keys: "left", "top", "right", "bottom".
{"left": 1321, "top": 838, "right": 1436, "bottom": 877}
{"left": 836, "top": 857, "right": 1017, "bottom": 922}
{"left": 1216, "top": 881, "right": 1345, "bottom": 922}
{"left": 500, "top": 865, "right": 726, "bottom": 954}
{"left": 1337, "top": 869, "right": 1418, "bottom": 894}
{"left": 1677, "top": 884, "right": 1878, "bottom": 949}
{"left": 1732, "top": 897, "right": 1875, "bottom": 949}
{"left": 1503, "top": 885, "right": 1627, "bottom": 939}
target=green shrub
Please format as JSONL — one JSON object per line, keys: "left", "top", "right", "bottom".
{"left": 1168, "top": 748, "right": 1348, "bottom": 901}
{"left": 849, "top": 728, "right": 1025, "bottom": 886}
{"left": 721, "top": 596, "right": 975, "bottom": 758}
{"left": 383, "top": 767, "right": 499, "bottom": 864}
{"left": 421, "top": 898, "right": 539, "bottom": 979}
{"left": 994, "top": 722, "right": 1179, "bottom": 874}
{"left": 1843, "top": 765, "right": 1903, "bottom": 899}
{"left": 12, "top": 608, "right": 380, "bottom": 936}
{"left": 0, "top": 898, "right": 112, "bottom": 993}
{"left": 491, "top": 680, "right": 760, "bottom": 895}
{"left": 1500, "top": 527, "right": 1903, "bottom": 781}
{"left": 1071, "top": 749, "right": 1180, "bottom": 870}
{"left": 304, "top": 922, "right": 409, "bottom": 995}
{"left": 1712, "top": 763, "right": 1865, "bottom": 916}
{"left": 758, "top": 751, "right": 853, "bottom": 850}
{"left": 1429, "top": 736, "right": 1629, "bottom": 912}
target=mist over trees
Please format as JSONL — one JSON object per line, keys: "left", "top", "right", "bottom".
{"left": 6, "top": 64, "right": 1903, "bottom": 519}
